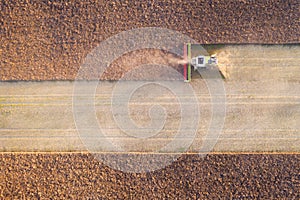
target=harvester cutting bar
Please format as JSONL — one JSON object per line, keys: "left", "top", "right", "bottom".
{"left": 183, "top": 43, "right": 192, "bottom": 82}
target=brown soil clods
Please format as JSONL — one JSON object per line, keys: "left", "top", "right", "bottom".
{"left": 1, "top": 153, "right": 299, "bottom": 199}
{"left": 0, "top": 0, "right": 299, "bottom": 81}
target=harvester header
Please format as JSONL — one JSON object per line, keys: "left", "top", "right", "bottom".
{"left": 183, "top": 43, "right": 218, "bottom": 82}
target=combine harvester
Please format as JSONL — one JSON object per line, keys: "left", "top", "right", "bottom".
{"left": 183, "top": 43, "right": 218, "bottom": 82}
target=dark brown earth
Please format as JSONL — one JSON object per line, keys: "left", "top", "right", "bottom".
{"left": 0, "top": 0, "right": 299, "bottom": 81}
{"left": 1, "top": 0, "right": 299, "bottom": 199}
{"left": 1, "top": 153, "right": 299, "bottom": 199}
{"left": 100, "top": 50, "right": 184, "bottom": 80}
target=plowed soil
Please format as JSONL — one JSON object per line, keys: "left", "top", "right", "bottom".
{"left": 1, "top": 153, "right": 299, "bottom": 199}
{"left": 1, "top": 0, "right": 299, "bottom": 199}
{"left": 0, "top": 0, "right": 299, "bottom": 81}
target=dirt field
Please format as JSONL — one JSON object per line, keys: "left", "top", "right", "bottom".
{"left": 1, "top": 44, "right": 300, "bottom": 198}
{"left": 1, "top": 0, "right": 299, "bottom": 81}
{"left": 1, "top": 153, "right": 299, "bottom": 199}
{"left": 1, "top": 0, "right": 299, "bottom": 198}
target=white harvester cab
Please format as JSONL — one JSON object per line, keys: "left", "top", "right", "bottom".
{"left": 191, "top": 55, "right": 218, "bottom": 70}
